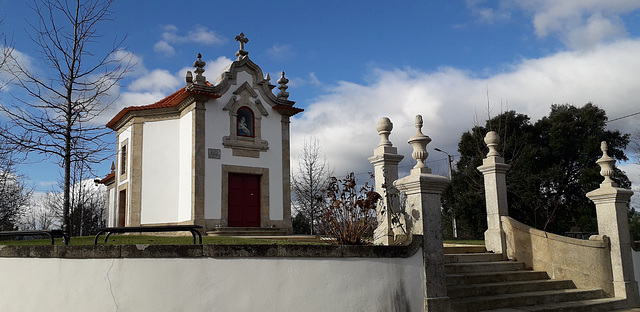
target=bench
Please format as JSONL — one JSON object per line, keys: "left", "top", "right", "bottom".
{"left": 0, "top": 230, "right": 70, "bottom": 245}
{"left": 94, "top": 225, "right": 203, "bottom": 245}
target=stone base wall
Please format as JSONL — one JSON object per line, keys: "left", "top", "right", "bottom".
{"left": 0, "top": 242, "right": 424, "bottom": 311}
{"left": 502, "top": 216, "right": 614, "bottom": 295}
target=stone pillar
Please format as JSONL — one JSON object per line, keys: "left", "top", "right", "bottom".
{"left": 394, "top": 115, "right": 450, "bottom": 311}
{"left": 369, "top": 117, "right": 404, "bottom": 245}
{"left": 586, "top": 142, "right": 639, "bottom": 305}
{"left": 477, "top": 131, "right": 510, "bottom": 255}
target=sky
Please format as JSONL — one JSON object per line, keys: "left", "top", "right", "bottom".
{"left": 1, "top": 0, "right": 640, "bottom": 206}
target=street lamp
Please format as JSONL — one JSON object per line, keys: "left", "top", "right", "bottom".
{"left": 434, "top": 147, "right": 457, "bottom": 238}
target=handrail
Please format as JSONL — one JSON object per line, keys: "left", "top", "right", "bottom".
{"left": 94, "top": 225, "right": 203, "bottom": 245}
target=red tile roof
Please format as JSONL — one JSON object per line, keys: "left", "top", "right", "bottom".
{"left": 106, "top": 85, "right": 221, "bottom": 129}
{"left": 98, "top": 172, "right": 115, "bottom": 185}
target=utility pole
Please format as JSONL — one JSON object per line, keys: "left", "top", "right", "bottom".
{"left": 435, "top": 148, "right": 457, "bottom": 238}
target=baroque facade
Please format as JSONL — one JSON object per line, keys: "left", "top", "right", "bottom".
{"left": 100, "top": 33, "right": 302, "bottom": 233}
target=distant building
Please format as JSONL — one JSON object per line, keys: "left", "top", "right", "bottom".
{"left": 101, "top": 33, "right": 302, "bottom": 233}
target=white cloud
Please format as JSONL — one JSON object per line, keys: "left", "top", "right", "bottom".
{"left": 512, "top": 0, "right": 640, "bottom": 49}
{"left": 291, "top": 39, "right": 640, "bottom": 183}
{"left": 154, "top": 40, "right": 175, "bottom": 57}
{"left": 154, "top": 25, "right": 226, "bottom": 58}
{"left": 128, "top": 69, "right": 181, "bottom": 93}
{"left": 467, "top": 0, "right": 511, "bottom": 24}
{"left": 267, "top": 44, "right": 294, "bottom": 60}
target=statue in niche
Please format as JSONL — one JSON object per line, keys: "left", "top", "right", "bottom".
{"left": 237, "top": 107, "right": 254, "bottom": 137}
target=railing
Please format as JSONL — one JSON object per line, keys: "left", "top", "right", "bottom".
{"left": 0, "top": 230, "right": 70, "bottom": 245}
{"left": 94, "top": 225, "right": 203, "bottom": 245}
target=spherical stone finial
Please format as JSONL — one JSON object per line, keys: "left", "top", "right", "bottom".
{"left": 596, "top": 141, "right": 617, "bottom": 186}
{"left": 408, "top": 114, "right": 432, "bottom": 169}
{"left": 484, "top": 131, "right": 500, "bottom": 157}
{"left": 376, "top": 117, "right": 393, "bottom": 147}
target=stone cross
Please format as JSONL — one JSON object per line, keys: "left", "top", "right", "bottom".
{"left": 235, "top": 33, "right": 249, "bottom": 58}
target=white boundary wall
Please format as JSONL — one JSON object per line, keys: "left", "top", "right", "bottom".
{"left": 0, "top": 253, "right": 424, "bottom": 312}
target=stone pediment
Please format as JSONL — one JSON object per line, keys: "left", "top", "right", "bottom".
{"left": 222, "top": 81, "right": 268, "bottom": 116}
{"left": 213, "top": 56, "right": 295, "bottom": 110}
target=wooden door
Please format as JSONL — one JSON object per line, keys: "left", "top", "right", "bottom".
{"left": 118, "top": 190, "right": 126, "bottom": 227}
{"left": 228, "top": 173, "right": 261, "bottom": 227}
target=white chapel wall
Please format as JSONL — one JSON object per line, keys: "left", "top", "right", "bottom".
{"left": 178, "top": 111, "right": 193, "bottom": 221}
{"left": 204, "top": 70, "right": 284, "bottom": 221}
{"left": 107, "top": 187, "right": 116, "bottom": 227}
{"left": 141, "top": 118, "right": 183, "bottom": 223}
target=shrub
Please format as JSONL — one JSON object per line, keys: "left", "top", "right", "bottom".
{"left": 321, "top": 173, "right": 381, "bottom": 244}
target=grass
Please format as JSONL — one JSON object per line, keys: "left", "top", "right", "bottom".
{"left": 0, "top": 235, "right": 327, "bottom": 246}
{"left": 0, "top": 235, "right": 484, "bottom": 246}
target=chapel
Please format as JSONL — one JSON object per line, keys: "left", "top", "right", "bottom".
{"left": 99, "top": 33, "right": 302, "bottom": 234}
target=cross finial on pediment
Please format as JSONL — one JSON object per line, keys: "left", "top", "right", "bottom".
{"left": 235, "top": 33, "right": 249, "bottom": 59}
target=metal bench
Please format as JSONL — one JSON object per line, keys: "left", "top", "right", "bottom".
{"left": 94, "top": 225, "right": 203, "bottom": 245}
{"left": 0, "top": 230, "right": 70, "bottom": 245}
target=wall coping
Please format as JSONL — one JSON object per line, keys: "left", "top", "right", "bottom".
{"left": 502, "top": 216, "right": 609, "bottom": 248}
{"left": 0, "top": 235, "right": 423, "bottom": 259}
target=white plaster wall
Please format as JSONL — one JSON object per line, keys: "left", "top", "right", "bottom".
{"left": 204, "top": 70, "right": 284, "bottom": 220}
{"left": 178, "top": 111, "right": 193, "bottom": 221}
{"left": 141, "top": 119, "right": 181, "bottom": 223}
{"left": 0, "top": 254, "right": 424, "bottom": 312}
{"left": 107, "top": 187, "right": 116, "bottom": 227}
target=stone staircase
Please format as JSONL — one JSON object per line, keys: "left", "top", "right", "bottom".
{"left": 445, "top": 250, "right": 627, "bottom": 311}
{"left": 206, "top": 227, "right": 288, "bottom": 236}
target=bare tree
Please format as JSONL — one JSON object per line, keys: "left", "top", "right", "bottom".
{"left": 0, "top": 17, "right": 14, "bottom": 90}
{"left": 0, "top": 144, "right": 32, "bottom": 230}
{"left": 21, "top": 193, "right": 59, "bottom": 230}
{"left": 291, "top": 138, "right": 332, "bottom": 235}
{"left": 0, "top": 0, "right": 132, "bottom": 235}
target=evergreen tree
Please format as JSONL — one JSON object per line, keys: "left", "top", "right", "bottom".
{"left": 442, "top": 103, "right": 630, "bottom": 238}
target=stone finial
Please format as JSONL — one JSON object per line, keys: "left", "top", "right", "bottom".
{"left": 235, "top": 32, "right": 249, "bottom": 59}
{"left": 596, "top": 141, "right": 617, "bottom": 186}
{"left": 192, "top": 53, "right": 206, "bottom": 84}
{"left": 376, "top": 117, "right": 393, "bottom": 147}
{"left": 110, "top": 161, "right": 116, "bottom": 174}
{"left": 408, "top": 115, "right": 432, "bottom": 169}
{"left": 484, "top": 131, "right": 500, "bottom": 157}
{"left": 277, "top": 71, "right": 290, "bottom": 99}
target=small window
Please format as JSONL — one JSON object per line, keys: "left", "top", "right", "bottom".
{"left": 120, "top": 145, "right": 127, "bottom": 175}
{"left": 237, "top": 107, "right": 254, "bottom": 137}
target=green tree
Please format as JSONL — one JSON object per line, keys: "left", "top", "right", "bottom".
{"left": 442, "top": 103, "right": 630, "bottom": 238}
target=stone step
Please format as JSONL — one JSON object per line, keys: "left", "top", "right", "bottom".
{"left": 485, "top": 297, "right": 626, "bottom": 311}
{"left": 444, "top": 245, "right": 487, "bottom": 254}
{"left": 450, "top": 288, "right": 607, "bottom": 312}
{"left": 447, "top": 279, "right": 576, "bottom": 299}
{"left": 445, "top": 253, "right": 505, "bottom": 264}
{"left": 206, "top": 227, "right": 287, "bottom": 236}
{"left": 445, "top": 260, "right": 526, "bottom": 274}
{"left": 447, "top": 270, "right": 551, "bottom": 286}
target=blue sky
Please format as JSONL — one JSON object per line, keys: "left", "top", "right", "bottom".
{"left": 2, "top": 0, "right": 640, "bottom": 205}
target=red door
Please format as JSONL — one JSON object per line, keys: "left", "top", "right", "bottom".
{"left": 228, "top": 173, "right": 261, "bottom": 227}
